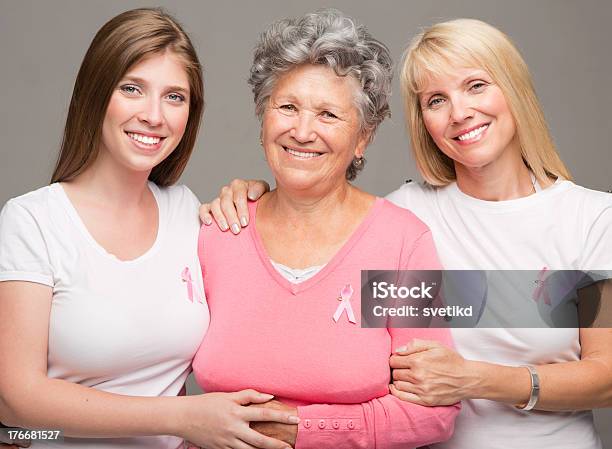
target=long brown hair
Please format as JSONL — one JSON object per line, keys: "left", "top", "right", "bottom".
{"left": 51, "top": 8, "right": 204, "bottom": 186}
{"left": 400, "top": 19, "right": 571, "bottom": 186}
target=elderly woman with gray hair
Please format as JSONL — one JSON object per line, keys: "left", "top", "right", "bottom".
{"left": 191, "top": 9, "right": 459, "bottom": 449}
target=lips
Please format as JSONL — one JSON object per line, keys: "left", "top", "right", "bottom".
{"left": 282, "top": 146, "right": 323, "bottom": 159}
{"left": 453, "top": 124, "right": 489, "bottom": 142}
{"left": 126, "top": 131, "right": 164, "bottom": 145}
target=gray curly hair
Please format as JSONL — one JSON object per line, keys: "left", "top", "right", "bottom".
{"left": 248, "top": 9, "right": 393, "bottom": 180}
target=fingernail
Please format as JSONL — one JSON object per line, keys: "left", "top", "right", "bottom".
{"left": 394, "top": 346, "right": 407, "bottom": 353}
{"left": 220, "top": 221, "right": 229, "bottom": 231}
{"left": 248, "top": 192, "right": 257, "bottom": 200}
{"left": 203, "top": 217, "right": 212, "bottom": 226}
{"left": 240, "top": 216, "right": 248, "bottom": 227}
{"left": 259, "top": 393, "right": 274, "bottom": 399}
{"left": 288, "top": 415, "right": 300, "bottom": 424}
{"left": 231, "top": 223, "right": 240, "bottom": 234}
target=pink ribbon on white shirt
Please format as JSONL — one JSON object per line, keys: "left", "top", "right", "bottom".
{"left": 182, "top": 267, "right": 195, "bottom": 303}
{"left": 182, "top": 267, "right": 205, "bottom": 304}
{"left": 333, "top": 284, "right": 357, "bottom": 324}
{"left": 533, "top": 268, "right": 586, "bottom": 308}
{"left": 533, "top": 267, "right": 552, "bottom": 305}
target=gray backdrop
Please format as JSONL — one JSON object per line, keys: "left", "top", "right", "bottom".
{"left": 1, "top": 0, "right": 610, "bottom": 445}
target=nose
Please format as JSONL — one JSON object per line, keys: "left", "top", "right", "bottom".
{"left": 449, "top": 95, "right": 474, "bottom": 124}
{"left": 290, "top": 113, "right": 316, "bottom": 143}
{"left": 137, "top": 97, "right": 164, "bottom": 127}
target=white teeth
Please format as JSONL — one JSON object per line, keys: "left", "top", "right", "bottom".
{"left": 284, "top": 147, "right": 321, "bottom": 158}
{"left": 127, "top": 132, "right": 161, "bottom": 145}
{"left": 457, "top": 124, "right": 488, "bottom": 141}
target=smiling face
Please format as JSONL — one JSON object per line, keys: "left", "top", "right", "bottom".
{"left": 419, "top": 67, "right": 519, "bottom": 172}
{"left": 99, "top": 50, "right": 190, "bottom": 175}
{"left": 261, "top": 64, "right": 368, "bottom": 193}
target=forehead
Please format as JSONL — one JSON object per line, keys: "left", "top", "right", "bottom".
{"left": 272, "top": 64, "right": 360, "bottom": 108}
{"left": 122, "top": 51, "right": 190, "bottom": 88}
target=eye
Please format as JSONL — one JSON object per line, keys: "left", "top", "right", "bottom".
{"left": 119, "top": 84, "right": 142, "bottom": 96}
{"left": 320, "top": 110, "right": 338, "bottom": 119}
{"left": 279, "top": 104, "right": 297, "bottom": 112}
{"left": 166, "top": 92, "right": 186, "bottom": 103}
{"left": 426, "top": 96, "right": 445, "bottom": 109}
{"left": 469, "top": 81, "right": 488, "bottom": 92}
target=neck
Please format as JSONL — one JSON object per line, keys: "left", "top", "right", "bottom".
{"left": 454, "top": 143, "right": 535, "bottom": 201}
{"left": 66, "top": 152, "right": 152, "bottom": 208}
{"left": 262, "top": 181, "right": 354, "bottom": 229}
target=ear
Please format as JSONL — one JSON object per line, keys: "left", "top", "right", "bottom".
{"left": 354, "top": 130, "right": 372, "bottom": 159}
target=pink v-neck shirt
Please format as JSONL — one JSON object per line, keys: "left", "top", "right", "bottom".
{"left": 193, "top": 198, "right": 459, "bottom": 448}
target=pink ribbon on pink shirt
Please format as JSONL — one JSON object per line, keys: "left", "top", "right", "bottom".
{"left": 333, "top": 284, "right": 357, "bottom": 324}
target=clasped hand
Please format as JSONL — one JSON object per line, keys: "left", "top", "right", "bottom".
{"left": 181, "top": 390, "right": 297, "bottom": 449}
{"left": 389, "top": 339, "right": 477, "bottom": 406}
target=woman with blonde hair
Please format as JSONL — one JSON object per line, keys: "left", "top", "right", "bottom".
{"left": 385, "top": 18, "right": 612, "bottom": 449}
{"left": 204, "top": 18, "right": 612, "bottom": 449}
{"left": 0, "top": 8, "right": 298, "bottom": 449}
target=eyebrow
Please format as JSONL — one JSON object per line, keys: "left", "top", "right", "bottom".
{"left": 121, "top": 76, "right": 189, "bottom": 94}
{"left": 273, "top": 94, "right": 345, "bottom": 112}
{"left": 421, "top": 70, "right": 490, "bottom": 99}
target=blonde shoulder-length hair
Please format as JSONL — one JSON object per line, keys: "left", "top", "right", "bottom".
{"left": 51, "top": 8, "right": 204, "bottom": 186}
{"left": 399, "top": 18, "right": 571, "bottom": 186}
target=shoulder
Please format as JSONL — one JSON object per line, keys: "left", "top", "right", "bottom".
{"left": 374, "top": 200, "right": 439, "bottom": 269}
{"left": 152, "top": 183, "right": 202, "bottom": 227}
{"left": 385, "top": 181, "right": 445, "bottom": 223}
{"left": 198, "top": 200, "right": 255, "bottom": 259}
{"left": 367, "top": 199, "right": 435, "bottom": 262}
{"left": 385, "top": 181, "right": 437, "bottom": 208}
{"left": 3, "top": 184, "right": 56, "bottom": 209}
{"left": 0, "top": 185, "right": 57, "bottom": 226}
{"left": 556, "top": 181, "right": 612, "bottom": 223}
{"left": 152, "top": 183, "right": 200, "bottom": 208}
{"left": 564, "top": 181, "right": 612, "bottom": 208}
{"left": 0, "top": 186, "right": 57, "bottom": 283}
{"left": 378, "top": 197, "right": 431, "bottom": 237}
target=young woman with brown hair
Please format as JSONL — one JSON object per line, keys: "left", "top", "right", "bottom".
{"left": 0, "top": 8, "right": 296, "bottom": 449}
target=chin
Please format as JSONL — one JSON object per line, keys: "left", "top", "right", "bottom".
{"left": 448, "top": 149, "right": 504, "bottom": 171}
{"left": 276, "top": 175, "right": 322, "bottom": 193}
{"left": 120, "top": 155, "right": 166, "bottom": 174}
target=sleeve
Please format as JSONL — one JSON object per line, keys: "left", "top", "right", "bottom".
{"left": 579, "top": 205, "right": 612, "bottom": 271}
{"left": 295, "top": 229, "right": 459, "bottom": 449}
{"left": 0, "top": 200, "right": 54, "bottom": 286}
{"left": 385, "top": 183, "right": 411, "bottom": 209}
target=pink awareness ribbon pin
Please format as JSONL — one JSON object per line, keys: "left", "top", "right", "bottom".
{"left": 333, "top": 284, "right": 357, "bottom": 324}
{"left": 181, "top": 267, "right": 194, "bottom": 303}
{"left": 533, "top": 267, "right": 552, "bottom": 305}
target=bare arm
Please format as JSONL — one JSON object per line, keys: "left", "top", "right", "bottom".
{"left": 390, "top": 327, "right": 612, "bottom": 411}
{"left": 0, "top": 281, "right": 297, "bottom": 448}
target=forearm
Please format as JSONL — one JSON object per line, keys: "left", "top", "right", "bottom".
{"left": 469, "top": 358, "right": 612, "bottom": 410}
{"left": 295, "top": 395, "right": 459, "bottom": 449}
{"left": 0, "top": 377, "right": 183, "bottom": 438}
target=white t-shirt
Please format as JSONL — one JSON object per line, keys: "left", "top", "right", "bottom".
{"left": 0, "top": 182, "right": 210, "bottom": 449}
{"left": 386, "top": 179, "right": 611, "bottom": 449}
